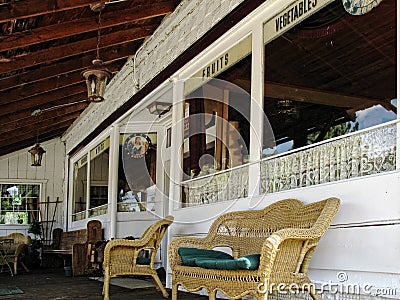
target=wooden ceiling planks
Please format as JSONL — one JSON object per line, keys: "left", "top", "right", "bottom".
{"left": 0, "top": 0, "right": 181, "bottom": 155}
{"left": 0, "top": 2, "right": 174, "bottom": 52}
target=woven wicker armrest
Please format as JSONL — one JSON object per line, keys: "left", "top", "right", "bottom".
{"left": 105, "top": 237, "right": 152, "bottom": 251}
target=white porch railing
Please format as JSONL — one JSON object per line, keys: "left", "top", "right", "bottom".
{"left": 260, "top": 121, "right": 397, "bottom": 193}
{"left": 182, "top": 165, "right": 249, "bottom": 207}
{"left": 88, "top": 204, "right": 108, "bottom": 217}
{"left": 181, "top": 122, "right": 397, "bottom": 206}
{"left": 72, "top": 211, "right": 86, "bottom": 222}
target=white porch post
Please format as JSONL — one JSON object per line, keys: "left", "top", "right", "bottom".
{"left": 396, "top": 1, "right": 400, "bottom": 170}
{"left": 248, "top": 24, "right": 265, "bottom": 198}
{"left": 85, "top": 152, "right": 91, "bottom": 220}
{"left": 108, "top": 124, "right": 120, "bottom": 239}
{"left": 165, "top": 77, "right": 184, "bottom": 289}
{"left": 169, "top": 78, "right": 184, "bottom": 212}
{"left": 64, "top": 156, "right": 71, "bottom": 231}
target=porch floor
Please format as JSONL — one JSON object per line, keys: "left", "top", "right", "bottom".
{"left": 0, "top": 267, "right": 209, "bottom": 300}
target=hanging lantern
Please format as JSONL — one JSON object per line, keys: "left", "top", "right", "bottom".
{"left": 82, "top": 59, "right": 111, "bottom": 102}
{"left": 29, "top": 143, "right": 46, "bottom": 167}
{"left": 29, "top": 109, "right": 46, "bottom": 167}
{"left": 82, "top": 2, "right": 111, "bottom": 102}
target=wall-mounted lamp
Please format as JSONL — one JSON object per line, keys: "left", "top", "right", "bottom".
{"left": 81, "top": 2, "right": 111, "bottom": 102}
{"left": 147, "top": 101, "right": 171, "bottom": 117}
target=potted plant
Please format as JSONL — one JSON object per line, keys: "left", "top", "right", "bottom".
{"left": 28, "top": 221, "right": 42, "bottom": 268}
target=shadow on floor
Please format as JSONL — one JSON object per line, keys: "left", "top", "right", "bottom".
{"left": 0, "top": 267, "right": 209, "bottom": 300}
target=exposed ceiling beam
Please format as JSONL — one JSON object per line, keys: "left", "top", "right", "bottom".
{"left": 0, "top": 119, "right": 75, "bottom": 146}
{"left": 0, "top": 2, "right": 174, "bottom": 52}
{"left": 0, "top": 26, "right": 153, "bottom": 74}
{"left": 0, "top": 0, "right": 111, "bottom": 22}
{"left": 234, "top": 79, "right": 392, "bottom": 110}
{"left": 1, "top": 61, "right": 122, "bottom": 101}
{"left": 0, "top": 123, "right": 71, "bottom": 147}
{"left": 0, "top": 93, "right": 88, "bottom": 124}
{"left": 0, "top": 58, "right": 125, "bottom": 92}
{"left": 0, "top": 84, "right": 86, "bottom": 115}
{"left": 1, "top": 71, "right": 84, "bottom": 103}
{"left": 0, "top": 128, "right": 68, "bottom": 157}
{"left": 0, "top": 47, "right": 131, "bottom": 91}
{"left": 2, "top": 111, "right": 82, "bottom": 135}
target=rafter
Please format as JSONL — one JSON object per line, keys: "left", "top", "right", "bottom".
{"left": 0, "top": 128, "right": 68, "bottom": 156}
{"left": 0, "top": 47, "right": 131, "bottom": 91}
{"left": 0, "top": 61, "right": 120, "bottom": 102}
{"left": 0, "top": 120, "right": 74, "bottom": 146}
{"left": 0, "top": 84, "right": 86, "bottom": 115}
{"left": 0, "top": 0, "right": 111, "bottom": 22}
{"left": 0, "top": 26, "right": 153, "bottom": 74}
{"left": 0, "top": 2, "right": 174, "bottom": 52}
{"left": 234, "top": 79, "right": 393, "bottom": 111}
{"left": 1, "top": 72, "right": 84, "bottom": 103}
{"left": 2, "top": 111, "right": 83, "bottom": 135}
{"left": 0, "top": 93, "right": 88, "bottom": 125}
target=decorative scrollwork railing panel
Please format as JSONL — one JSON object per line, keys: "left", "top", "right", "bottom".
{"left": 182, "top": 165, "right": 249, "bottom": 207}
{"left": 260, "top": 123, "right": 396, "bottom": 194}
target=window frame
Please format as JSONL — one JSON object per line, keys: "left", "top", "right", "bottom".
{"left": 0, "top": 179, "right": 46, "bottom": 226}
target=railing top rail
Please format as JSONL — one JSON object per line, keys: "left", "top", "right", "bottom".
{"left": 88, "top": 203, "right": 109, "bottom": 210}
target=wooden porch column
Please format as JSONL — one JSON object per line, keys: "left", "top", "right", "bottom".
{"left": 248, "top": 24, "right": 264, "bottom": 199}
{"left": 169, "top": 78, "right": 184, "bottom": 211}
{"left": 108, "top": 124, "right": 120, "bottom": 239}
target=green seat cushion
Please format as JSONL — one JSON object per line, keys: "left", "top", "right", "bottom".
{"left": 178, "top": 247, "right": 233, "bottom": 266}
{"left": 195, "top": 254, "right": 261, "bottom": 270}
{"left": 136, "top": 257, "right": 150, "bottom": 265}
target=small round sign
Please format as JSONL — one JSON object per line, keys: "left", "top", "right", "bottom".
{"left": 124, "top": 133, "right": 151, "bottom": 159}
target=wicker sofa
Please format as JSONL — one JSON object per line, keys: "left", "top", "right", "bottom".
{"left": 169, "top": 198, "right": 340, "bottom": 300}
{"left": 0, "top": 232, "right": 30, "bottom": 275}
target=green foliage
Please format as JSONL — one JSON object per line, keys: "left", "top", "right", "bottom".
{"left": 308, "top": 121, "right": 359, "bottom": 144}
{"left": 28, "top": 221, "right": 42, "bottom": 238}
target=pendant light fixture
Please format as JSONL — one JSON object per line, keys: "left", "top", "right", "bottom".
{"left": 82, "top": 2, "right": 111, "bottom": 102}
{"left": 28, "top": 111, "right": 46, "bottom": 167}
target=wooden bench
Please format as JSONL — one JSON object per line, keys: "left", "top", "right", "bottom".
{"left": 169, "top": 198, "right": 340, "bottom": 300}
{"left": 43, "top": 220, "right": 103, "bottom": 276}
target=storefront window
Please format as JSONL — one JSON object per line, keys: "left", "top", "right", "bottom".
{"left": 72, "top": 155, "right": 87, "bottom": 221}
{"left": 0, "top": 183, "right": 40, "bottom": 225}
{"left": 263, "top": 0, "right": 396, "bottom": 154}
{"left": 72, "top": 137, "right": 110, "bottom": 221}
{"left": 89, "top": 138, "right": 110, "bottom": 216}
{"left": 182, "top": 36, "right": 252, "bottom": 180}
{"left": 118, "top": 133, "right": 157, "bottom": 212}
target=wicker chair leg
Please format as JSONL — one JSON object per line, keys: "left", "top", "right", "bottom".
{"left": 309, "top": 291, "right": 322, "bottom": 300}
{"left": 171, "top": 283, "right": 178, "bottom": 300}
{"left": 208, "top": 290, "right": 216, "bottom": 300}
{"left": 13, "top": 257, "right": 18, "bottom": 275}
{"left": 152, "top": 274, "right": 169, "bottom": 298}
{"left": 102, "top": 273, "right": 110, "bottom": 300}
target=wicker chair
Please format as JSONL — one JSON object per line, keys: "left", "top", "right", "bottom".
{"left": 102, "top": 216, "right": 174, "bottom": 300}
{"left": 0, "top": 232, "right": 30, "bottom": 275}
{"left": 169, "top": 198, "right": 340, "bottom": 300}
